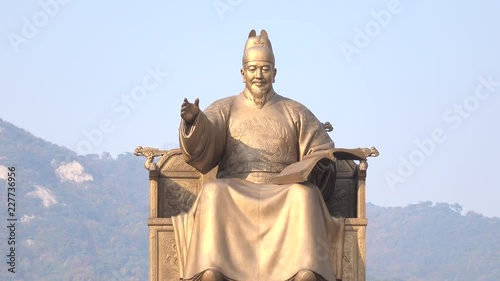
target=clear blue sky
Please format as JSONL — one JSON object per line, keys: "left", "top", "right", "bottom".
{"left": 1, "top": 0, "right": 499, "bottom": 217}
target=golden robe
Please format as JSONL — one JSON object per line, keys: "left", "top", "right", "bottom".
{"left": 173, "top": 93, "right": 343, "bottom": 281}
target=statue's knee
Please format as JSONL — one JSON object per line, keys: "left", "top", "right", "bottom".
{"left": 288, "top": 183, "right": 316, "bottom": 201}
{"left": 294, "top": 270, "right": 317, "bottom": 281}
{"left": 201, "top": 269, "right": 223, "bottom": 281}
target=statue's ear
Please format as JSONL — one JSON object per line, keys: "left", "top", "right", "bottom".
{"left": 240, "top": 68, "right": 246, "bottom": 82}
{"left": 248, "top": 29, "right": 256, "bottom": 38}
{"left": 260, "top": 29, "right": 268, "bottom": 38}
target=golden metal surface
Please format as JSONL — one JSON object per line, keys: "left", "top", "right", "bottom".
{"left": 136, "top": 29, "right": 378, "bottom": 281}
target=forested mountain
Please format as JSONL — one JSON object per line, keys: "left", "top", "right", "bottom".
{"left": 0, "top": 118, "right": 498, "bottom": 280}
{"left": 367, "top": 202, "right": 499, "bottom": 281}
{"left": 0, "top": 119, "right": 148, "bottom": 280}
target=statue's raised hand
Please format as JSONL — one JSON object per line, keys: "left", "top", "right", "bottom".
{"left": 181, "top": 98, "right": 200, "bottom": 125}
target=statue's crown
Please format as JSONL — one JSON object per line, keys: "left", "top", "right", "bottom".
{"left": 242, "top": 29, "right": 275, "bottom": 65}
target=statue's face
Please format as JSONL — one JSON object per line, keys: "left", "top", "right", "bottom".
{"left": 241, "top": 60, "right": 276, "bottom": 99}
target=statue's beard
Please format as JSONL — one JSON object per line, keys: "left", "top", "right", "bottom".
{"left": 249, "top": 83, "right": 271, "bottom": 109}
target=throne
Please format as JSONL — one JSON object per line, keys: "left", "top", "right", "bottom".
{"left": 135, "top": 135, "right": 378, "bottom": 281}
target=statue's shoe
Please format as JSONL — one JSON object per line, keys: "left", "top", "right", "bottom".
{"left": 294, "top": 270, "right": 317, "bottom": 281}
{"left": 201, "top": 269, "right": 223, "bottom": 281}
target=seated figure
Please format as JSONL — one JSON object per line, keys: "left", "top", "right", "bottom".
{"left": 173, "top": 29, "right": 343, "bottom": 281}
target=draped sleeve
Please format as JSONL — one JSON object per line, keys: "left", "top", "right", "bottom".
{"left": 283, "top": 99, "right": 337, "bottom": 200}
{"left": 179, "top": 96, "right": 234, "bottom": 174}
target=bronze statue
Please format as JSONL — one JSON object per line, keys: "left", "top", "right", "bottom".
{"left": 174, "top": 29, "right": 343, "bottom": 281}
